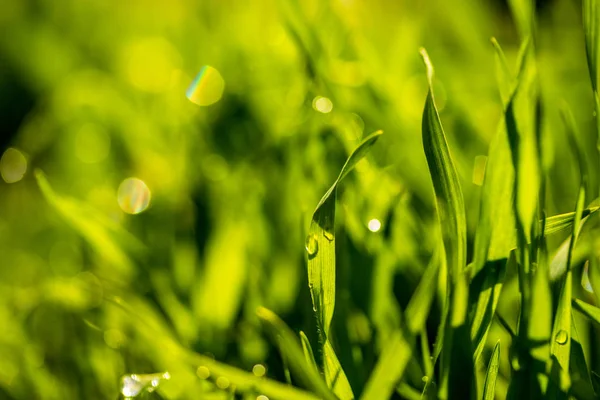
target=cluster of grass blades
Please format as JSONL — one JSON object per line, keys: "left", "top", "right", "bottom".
{"left": 28, "top": 2, "right": 600, "bottom": 400}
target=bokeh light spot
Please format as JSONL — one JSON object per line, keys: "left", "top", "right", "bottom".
{"left": 197, "top": 366, "right": 210, "bottom": 379}
{"left": 186, "top": 66, "right": 225, "bottom": 106}
{"left": 252, "top": 364, "right": 266, "bottom": 377}
{"left": 122, "top": 37, "right": 181, "bottom": 93}
{"left": 312, "top": 96, "right": 333, "bottom": 113}
{"left": 367, "top": 219, "right": 381, "bottom": 232}
{"left": 216, "top": 376, "right": 230, "bottom": 389}
{"left": 0, "top": 147, "right": 27, "bottom": 183}
{"left": 117, "top": 178, "right": 151, "bottom": 215}
{"left": 75, "top": 123, "right": 111, "bottom": 164}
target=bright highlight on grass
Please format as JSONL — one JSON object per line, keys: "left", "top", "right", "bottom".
{"left": 367, "top": 218, "right": 381, "bottom": 232}
{"left": 186, "top": 65, "right": 225, "bottom": 106}
{"left": 0, "top": 148, "right": 27, "bottom": 183}
{"left": 117, "top": 177, "right": 151, "bottom": 214}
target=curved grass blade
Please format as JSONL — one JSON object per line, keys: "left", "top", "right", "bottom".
{"left": 256, "top": 307, "right": 337, "bottom": 400}
{"left": 573, "top": 298, "right": 600, "bottom": 326}
{"left": 35, "top": 170, "right": 142, "bottom": 277}
{"left": 307, "top": 130, "right": 382, "bottom": 399}
{"left": 299, "top": 331, "right": 319, "bottom": 374}
{"left": 482, "top": 341, "right": 501, "bottom": 400}
{"left": 360, "top": 329, "right": 412, "bottom": 400}
{"left": 550, "top": 186, "right": 585, "bottom": 376}
{"left": 420, "top": 48, "right": 470, "bottom": 399}
{"left": 405, "top": 251, "right": 440, "bottom": 335}
{"left": 584, "top": 0, "right": 600, "bottom": 93}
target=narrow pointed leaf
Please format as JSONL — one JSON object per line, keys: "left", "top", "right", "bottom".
{"left": 573, "top": 298, "right": 600, "bottom": 326}
{"left": 483, "top": 341, "right": 501, "bottom": 400}
{"left": 405, "top": 252, "right": 440, "bottom": 335}
{"left": 299, "top": 331, "right": 319, "bottom": 374}
{"left": 544, "top": 207, "right": 599, "bottom": 236}
{"left": 583, "top": 0, "right": 600, "bottom": 92}
{"left": 569, "top": 316, "right": 596, "bottom": 400}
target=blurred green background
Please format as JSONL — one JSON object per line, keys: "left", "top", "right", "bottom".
{"left": 0, "top": 0, "right": 598, "bottom": 398}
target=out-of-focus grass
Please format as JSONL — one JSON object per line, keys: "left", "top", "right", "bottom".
{"left": 1, "top": 0, "right": 600, "bottom": 399}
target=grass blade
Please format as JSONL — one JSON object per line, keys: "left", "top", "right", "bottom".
{"left": 307, "top": 129, "right": 382, "bottom": 399}
{"left": 583, "top": 0, "right": 600, "bottom": 93}
{"left": 543, "top": 207, "right": 599, "bottom": 236}
{"left": 482, "top": 341, "right": 501, "bottom": 400}
{"left": 573, "top": 298, "right": 600, "bottom": 326}
{"left": 360, "top": 329, "right": 412, "bottom": 400}
{"left": 35, "top": 170, "right": 141, "bottom": 277}
{"left": 569, "top": 316, "right": 596, "bottom": 400}
{"left": 405, "top": 252, "right": 440, "bottom": 335}
{"left": 256, "top": 307, "right": 337, "bottom": 400}
{"left": 550, "top": 186, "right": 585, "bottom": 378}
{"left": 299, "top": 331, "right": 319, "bottom": 374}
{"left": 470, "top": 256, "right": 508, "bottom": 363}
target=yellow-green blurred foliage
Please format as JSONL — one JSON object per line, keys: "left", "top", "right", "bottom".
{"left": 0, "top": 0, "right": 597, "bottom": 398}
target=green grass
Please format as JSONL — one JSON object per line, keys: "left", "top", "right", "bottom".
{"left": 3, "top": 0, "right": 600, "bottom": 399}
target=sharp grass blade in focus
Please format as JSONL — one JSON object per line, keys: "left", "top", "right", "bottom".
{"left": 543, "top": 207, "right": 599, "bottom": 236}
{"left": 482, "top": 341, "right": 501, "bottom": 400}
{"left": 306, "top": 129, "right": 382, "bottom": 399}
{"left": 419, "top": 48, "right": 470, "bottom": 399}
{"left": 299, "top": 331, "right": 319, "bottom": 374}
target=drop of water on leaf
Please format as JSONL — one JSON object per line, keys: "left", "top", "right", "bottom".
{"left": 120, "top": 372, "right": 170, "bottom": 397}
{"left": 323, "top": 229, "right": 334, "bottom": 241}
{"left": 555, "top": 330, "right": 568, "bottom": 345}
{"left": 305, "top": 234, "right": 318, "bottom": 256}
{"left": 196, "top": 366, "right": 210, "bottom": 379}
{"left": 422, "top": 376, "right": 429, "bottom": 383}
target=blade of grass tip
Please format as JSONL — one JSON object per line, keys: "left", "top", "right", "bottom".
{"left": 588, "top": 256, "right": 600, "bottom": 306}
{"left": 569, "top": 315, "right": 596, "bottom": 400}
{"left": 470, "top": 256, "right": 509, "bottom": 364}
{"left": 573, "top": 298, "right": 600, "bottom": 326}
{"left": 583, "top": 0, "right": 600, "bottom": 93}
{"left": 307, "top": 130, "right": 382, "bottom": 399}
{"left": 482, "top": 341, "right": 501, "bottom": 400}
{"left": 491, "top": 37, "right": 513, "bottom": 104}
{"left": 299, "top": 331, "right": 319, "bottom": 374}
{"left": 256, "top": 307, "right": 337, "bottom": 400}
{"left": 35, "top": 170, "right": 136, "bottom": 276}
{"left": 550, "top": 186, "right": 586, "bottom": 375}
{"left": 419, "top": 47, "right": 469, "bottom": 399}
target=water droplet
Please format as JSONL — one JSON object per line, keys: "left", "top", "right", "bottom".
{"left": 216, "top": 376, "right": 230, "bottom": 389}
{"left": 555, "top": 329, "right": 569, "bottom": 345}
{"left": 252, "top": 364, "right": 266, "bottom": 377}
{"left": 117, "top": 177, "right": 151, "bottom": 214}
{"left": 186, "top": 65, "right": 225, "bottom": 106}
{"left": 305, "top": 234, "right": 318, "bottom": 256}
{"left": 367, "top": 219, "right": 381, "bottom": 232}
{"left": 257, "top": 396, "right": 269, "bottom": 400}
{"left": 0, "top": 148, "right": 27, "bottom": 183}
{"left": 120, "top": 372, "right": 170, "bottom": 397}
{"left": 422, "top": 376, "right": 429, "bottom": 383}
{"left": 312, "top": 96, "right": 333, "bottom": 113}
{"left": 197, "top": 366, "right": 210, "bottom": 379}
{"left": 323, "top": 229, "right": 334, "bottom": 241}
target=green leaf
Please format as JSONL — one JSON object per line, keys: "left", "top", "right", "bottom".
{"left": 560, "top": 103, "right": 589, "bottom": 181}
{"left": 470, "top": 256, "right": 508, "bottom": 363}
{"left": 583, "top": 0, "right": 600, "bottom": 93}
{"left": 307, "top": 129, "right": 382, "bottom": 399}
{"left": 360, "top": 329, "right": 413, "bottom": 400}
{"left": 482, "top": 341, "right": 501, "bottom": 400}
{"left": 491, "top": 37, "right": 513, "bottom": 105}
{"left": 550, "top": 186, "right": 585, "bottom": 376}
{"left": 508, "top": 0, "right": 534, "bottom": 39}
{"left": 256, "top": 307, "right": 337, "bottom": 400}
